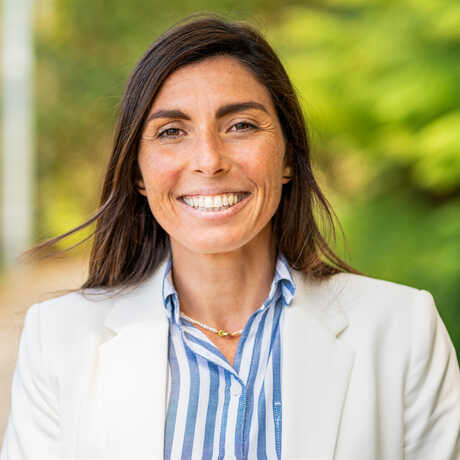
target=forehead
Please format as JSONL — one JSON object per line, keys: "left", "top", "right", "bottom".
{"left": 150, "top": 55, "right": 275, "bottom": 111}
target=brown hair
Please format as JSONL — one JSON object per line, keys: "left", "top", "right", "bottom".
{"left": 32, "top": 13, "right": 359, "bottom": 289}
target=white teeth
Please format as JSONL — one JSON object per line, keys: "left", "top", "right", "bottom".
{"left": 214, "top": 196, "right": 223, "bottom": 207}
{"left": 181, "top": 192, "right": 247, "bottom": 211}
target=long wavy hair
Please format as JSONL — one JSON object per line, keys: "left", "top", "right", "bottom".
{"left": 31, "top": 14, "right": 359, "bottom": 289}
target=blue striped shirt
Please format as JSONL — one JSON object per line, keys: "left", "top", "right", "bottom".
{"left": 161, "top": 252, "right": 295, "bottom": 460}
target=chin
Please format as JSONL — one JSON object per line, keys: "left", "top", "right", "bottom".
{"left": 172, "top": 232, "right": 253, "bottom": 255}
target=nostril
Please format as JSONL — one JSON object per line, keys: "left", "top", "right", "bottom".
{"left": 194, "top": 167, "right": 227, "bottom": 176}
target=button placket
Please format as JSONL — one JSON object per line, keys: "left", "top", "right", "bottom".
{"left": 231, "top": 380, "right": 242, "bottom": 398}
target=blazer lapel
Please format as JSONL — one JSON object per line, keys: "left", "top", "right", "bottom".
{"left": 84, "top": 263, "right": 354, "bottom": 459}
{"left": 282, "top": 272, "right": 355, "bottom": 460}
{"left": 92, "top": 261, "right": 169, "bottom": 459}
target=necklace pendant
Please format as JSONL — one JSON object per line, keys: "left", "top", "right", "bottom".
{"left": 217, "top": 329, "right": 229, "bottom": 337}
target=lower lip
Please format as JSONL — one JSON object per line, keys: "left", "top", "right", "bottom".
{"left": 177, "top": 194, "right": 251, "bottom": 221}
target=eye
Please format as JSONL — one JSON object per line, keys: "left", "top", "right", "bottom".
{"left": 229, "top": 121, "right": 258, "bottom": 132}
{"left": 157, "top": 127, "right": 184, "bottom": 139}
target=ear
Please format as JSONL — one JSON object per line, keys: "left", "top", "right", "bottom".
{"left": 136, "top": 179, "right": 147, "bottom": 196}
{"left": 282, "top": 165, "right": 293, "bottom": 184}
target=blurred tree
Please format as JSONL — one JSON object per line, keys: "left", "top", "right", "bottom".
{"left": 269, "top": 0, "right": 460, "bottom": 197}
{"left": 267, "top": 0, "right": 460, "bottom": 351}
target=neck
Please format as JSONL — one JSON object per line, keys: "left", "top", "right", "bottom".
{"left": 170, "top": 226, "right": 277, "bottom": 332}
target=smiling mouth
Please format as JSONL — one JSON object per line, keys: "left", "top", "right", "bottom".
{"left": 179, "top": 192, "right": 250, "bottom": 212}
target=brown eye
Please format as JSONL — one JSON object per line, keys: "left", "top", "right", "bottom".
{"left": 157, "top": 127, "right": 183, "bottom": 138}
{"left": 230, "top": 122, "right": 257, "bottom": 132}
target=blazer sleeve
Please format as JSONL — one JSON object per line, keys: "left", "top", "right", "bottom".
{"left": 0, "top": 303, "right": 60, "bottom": 460}
{"left": 404, "top": 290, "right": 460, "bottom": 460}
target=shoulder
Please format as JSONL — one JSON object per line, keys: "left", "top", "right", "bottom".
{"left": 332, "top": 272, "right": 437, "bottom": 326}
{"left": 340, "top": 273, "right": 441, "bottom": 339}
{"left": 293, "top": 270, "right": 442, "bottom": 342}
{"left": 296, "top": 270, "right": 431, "bottom": 315}
{"left": 327, "top": 271, "right": 420, "bottom": 305}
{"left": 293, "top": 271, "right": 459, "bottom": 379}
{"left": 32, "top": 288, "right": 116, "bottom": 322}
{"left": 22, "top": 288, "right": 121, "bottom": 352}
{"left": 22, "top": 264, "right": 166, "bottom": 346}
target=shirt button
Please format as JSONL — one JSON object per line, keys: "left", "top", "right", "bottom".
{"left": 230, "top": 384, "right": 242, "bottom": 397}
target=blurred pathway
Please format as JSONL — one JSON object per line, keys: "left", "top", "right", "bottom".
{"left": 0, "top": 256, "right": 87, "bottom": 444}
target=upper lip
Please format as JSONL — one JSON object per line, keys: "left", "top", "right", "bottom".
{"left": 178, "top": 189, "right": 250, "bottom": 198}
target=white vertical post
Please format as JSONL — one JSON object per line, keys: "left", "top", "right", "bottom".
{"left": 2, "top": 0, "right": 34, "bottom": 266}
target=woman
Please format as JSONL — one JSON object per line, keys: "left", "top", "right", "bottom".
{"left": 1, "top": 15, "right": 459, "bottom": 460}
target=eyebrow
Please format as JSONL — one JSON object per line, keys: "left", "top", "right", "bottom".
{"left": 146, "top": 101, "right": 269, "bottom": 123}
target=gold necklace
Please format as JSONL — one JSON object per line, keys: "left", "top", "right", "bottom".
{"left": 180, "top": 312, "right": 243, "bottom": 337}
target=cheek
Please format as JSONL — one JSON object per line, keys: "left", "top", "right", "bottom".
{"left": 140, "top": 152, "right": 181, "bottom": 196}
{"left": 248, "top": 154, "right": 285, "bottom": 189}
{"left": 249, "top": 137, "right": 286, "bottom": 180}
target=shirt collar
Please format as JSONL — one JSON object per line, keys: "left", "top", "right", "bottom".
{"left": 161, "top": 249, "right": 296, "bottom": 324}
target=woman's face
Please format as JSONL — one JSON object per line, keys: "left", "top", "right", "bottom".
{"left": 137, "top": 55, "right": 291, "bottom": 255}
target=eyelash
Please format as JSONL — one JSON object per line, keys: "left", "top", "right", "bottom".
{"left": 229, "top": 121, "right": 258, "bottom": 132}
{"left": 157, "top": 127, "right": 182, "bottom": 139}
{"left": 156, "top": 121, "right": 258, "bottom": 139}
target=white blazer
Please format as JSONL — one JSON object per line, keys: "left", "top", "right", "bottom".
{"left": 1, "top": 261, "right": 459, "bottom": 460}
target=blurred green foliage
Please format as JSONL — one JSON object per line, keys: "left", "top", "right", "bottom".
{"left": 266, "top": 0, "right": 460, "bottom": 350}
{"left": 33, "top": 0, "right": 460, "bottom": 351}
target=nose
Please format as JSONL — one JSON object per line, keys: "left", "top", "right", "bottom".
{"left": 191, "top": 129, "right": 230, "bottom": 176}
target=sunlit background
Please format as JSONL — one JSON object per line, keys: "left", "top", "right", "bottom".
{"left": 1, "top": 0, "right": 459, "bottom": 440}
